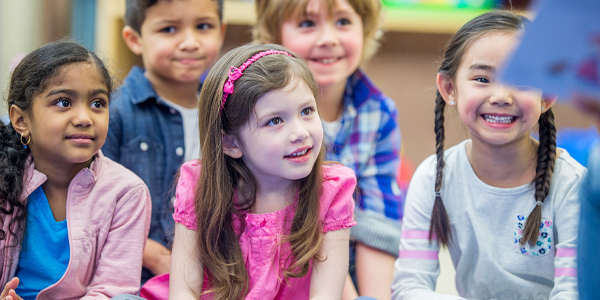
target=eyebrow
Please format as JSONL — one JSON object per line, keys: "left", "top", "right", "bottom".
{"left": 46, "top": 89, "right": 109, "bottom": 97}
{"left": 469, "top": 64, "right": 496, "bottom": 72}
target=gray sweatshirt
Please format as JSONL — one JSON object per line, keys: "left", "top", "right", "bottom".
{"left": 392, "top": 140, "right": 586, "bottom": 300}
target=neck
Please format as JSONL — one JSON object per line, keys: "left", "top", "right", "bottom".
{"left": 318, "top": 80, "right": 347, "bottom": 122}
{"left": 145, "top": 72, "right": 200, "bottom": 108}
{"left": 466, "top": 137, "right": 538, "bottom": 188}
{"left": 251, "top": 179, "right": 296, "bottom": 214}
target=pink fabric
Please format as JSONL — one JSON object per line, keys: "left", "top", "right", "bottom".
{"left": 172, "top": 161, "right": 357, "bottom": 299}
{"left": 398, "top": 250, "right": 439, "bottom": 260}
{"left": 555, "top": 248, "right": 577, "bottom": 257}
{"left": 0, "top": 151, "right": 152, "bottom": 299}
{"left": 402, "top": 230, "right": 436, "bottom": 240}
{"left": 140, "top": 273, "right": 170, "bottom": 300}
{"left": 555, "top": 268, "right": 578, "bottom": 277}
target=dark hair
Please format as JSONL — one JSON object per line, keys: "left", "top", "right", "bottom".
{"left": 431, "top": 11, "right": 556, "bottom": 248}
{"left": 1, "top": 40, "right": 112, "bottom": 249}
{"left": 195, "top": 43, "right": 324, "bottom": 300}
{"left": 125, "top": 0, "right": 224, "bottom": 34}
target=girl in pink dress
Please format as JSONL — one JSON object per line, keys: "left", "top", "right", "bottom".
{"left": 169, "top": 43, "right": 357, "bottom": 300}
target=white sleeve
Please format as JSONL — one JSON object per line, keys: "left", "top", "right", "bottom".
{"left": 391, "top": 157, "right": 465, "bottom": 300}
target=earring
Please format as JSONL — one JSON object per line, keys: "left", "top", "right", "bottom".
{"left": 541, "top": 104, "right": 545, "bottom": 112}
{"left": 450, "top": 101, "right": 456, "bottom": 106}
{"left": 21, "top": 132, "right": 30, "bottom": 148}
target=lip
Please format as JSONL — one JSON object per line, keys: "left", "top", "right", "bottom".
{"left": 66, "top": 133, "right": 95, "bottom": 145}
{"left": 308, "top": 56, "right": 342, "bottom": 65}
{"left": 480, "top": 113, "right": 518, "bottom": 128}
{"left": 176, "top": 58, "right": 202, "bottom": 65}
{"left": 284, "top": 146, "right": 312, "bottom": 163}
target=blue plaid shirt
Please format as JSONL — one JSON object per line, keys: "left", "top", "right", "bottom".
{"left": 324, "top": 69, "right": 404, "bottom": 256}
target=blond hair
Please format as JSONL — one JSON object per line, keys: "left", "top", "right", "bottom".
{"left": 253, "top": 0, "right": 383, "bottom": 64}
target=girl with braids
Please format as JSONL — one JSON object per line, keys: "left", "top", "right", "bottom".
{"left": 391, "top": 11, "right": 586, "bottom": 300}
{"left": 169, "top": 43, "right": 358, "bottom": 300}
{"left": 0, "top": 40, "right": 151, "bottom": 300}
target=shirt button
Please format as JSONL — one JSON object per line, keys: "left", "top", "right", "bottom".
{"left": 170, "top": 108, "right": 177, "bottom": 114}
{"left": 176, "top": 147, "right": 184, "bottom": 157}
{"left": 140, "top": 142, "right": 149, "bottom": 152}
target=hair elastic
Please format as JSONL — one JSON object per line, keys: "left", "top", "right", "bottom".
{"left": 435, "top": 191, "right": 441, "bottom": 198}
{"left": 535, "top": 201, "right": 543, "bottom": 206}
{"left": 20, "top": 132, "right": 30, "bottom": 147}
{"left": 221, "top": 50, "right": 293, "bottom": 110}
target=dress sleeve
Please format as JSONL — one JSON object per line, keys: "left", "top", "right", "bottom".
{"left": 320, "top": 164, "right": 357, "bottom": 233}
{"left": 549, "top": 159, "right": 586, "bottom": 300}
{"left": 391, "top": 156, "right": 464, "bottom": 300}
{"left": 172, "top": 160, "right": 201, "bottom": 230}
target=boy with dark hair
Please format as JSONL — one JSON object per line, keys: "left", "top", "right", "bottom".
{"left": 102, "top": 0, "right": 226, "bottom": 283}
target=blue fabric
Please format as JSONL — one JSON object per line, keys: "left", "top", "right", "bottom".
{"left": 324, "top": 69, "right": 403, "bottom": 255}
{"left": 102, "top": 66, "right": 196, "bottom": 282}
{"left": 557, "top": 126, "right": 599, "bottom": 166}
{"left": 14, "top": 187, "right": 70, "bottom": 299}
{"left": 578, "top": 145, "right": 600, "bottom": 299}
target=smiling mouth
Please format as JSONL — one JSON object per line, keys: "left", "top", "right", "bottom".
{"left": 285, "top": 148, "right": 310, "bottom": 158}
{"left": 309, "top": 57, "right": 341, "bottom": 64}
{"left": 482, "top": 114, "right": 516, "bottom": 124}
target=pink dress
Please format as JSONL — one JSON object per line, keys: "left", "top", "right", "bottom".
{"left": 172, "top": 160, "right": 357, "bottom": 300}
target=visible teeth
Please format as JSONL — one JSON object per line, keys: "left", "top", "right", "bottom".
{"left": 289, "top": 149, "right": 308, "bottom": 157}
{"left": 483, "top": 114, "right": 515, "bottom": 123}
{"left": 314, "top": 58, "right": 338, "bottom": 64}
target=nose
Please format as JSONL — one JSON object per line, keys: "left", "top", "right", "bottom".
{"left": 316, "top": 23, "right": 340, "bottom": 47}
{"left": 290, "top": 119, "right": 310, "bottom": 143}
{"left": 179, "top": 28, "right": 200, "bottom": 51}
{"left": 489, "top": 84, "right": 514, "bottom": 106}
{"left": 72, "top": 105, "right": 92, "bottom": 127}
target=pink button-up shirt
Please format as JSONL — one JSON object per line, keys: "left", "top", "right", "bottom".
{"left": 173, "top": 161, "right": 357, "bottom": 300}
{"left": 0, "top": 151, "right": 151, "bottom": 299}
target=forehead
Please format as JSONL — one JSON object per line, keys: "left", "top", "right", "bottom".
{"left": 42, "top": 63, "right": 106, "bottom": 91}
{"left": 144, "top": 0, "right": 220, "bottom": 22}
{"left": 460, "top": 31, "right": 520, "bottom": 71}
{"left": 289, "top": 0, "right": 356, "bottom": 19}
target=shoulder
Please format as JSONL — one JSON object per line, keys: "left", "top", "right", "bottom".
{"left": 320, "top": 164, "right": 357, "bottom": 231}
{"left": 97, "top": 152, "right": 147, "bottom": 189}
{"left": 551, "top": 149, "right": 587, "bottom": 192}
{"left": 322, "top": 164, "right": 357, "bottom": 186}
{"left": 349, "top": 69, "right": 398, "bottom": 116}
{"left": 110, "top": 66, "right": 156, "bottom": 109}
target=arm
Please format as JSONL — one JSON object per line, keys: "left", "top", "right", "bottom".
{"left": 549, "top": 168, "right": 585, "bottom": 299}
{"left": 352, "top": 100, "right": 402, "bottom": 297}
{"left": 143, "top": 239, "right": 171, "bottom": 275}
{"left": 81, "top": 184, "right": 152, "bottom": 299}
{"left": 169, "top": 223, "right": 203, "bottom": 300}
{"left": 391, "top": 158, "right": 464, "bottom": 300}
{"left": 310, "top": 228, "right": 351, "bottom": 300}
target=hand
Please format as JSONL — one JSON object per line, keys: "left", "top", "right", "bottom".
{"left": 1, "top": 277, "right": 23, "bottom": 300}
{"left": 143, "top": 238, "right": 172, "bottom": 275}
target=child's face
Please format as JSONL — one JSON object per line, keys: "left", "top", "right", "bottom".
{"left": 439, "top": 31, "right": 555, "bottom": 147}
{"left": 226, "top": 78, "right": 323, "bottom": 188}
{"left": 23, "top": 63, "right": 110, "bottom": 167}
{"left": 280, "top": 0, "right": 363, "bottom": 88}
{"left": 129, "top": 0, "right": 225, "bottom": 84}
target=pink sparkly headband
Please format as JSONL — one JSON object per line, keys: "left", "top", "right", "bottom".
{"left": 221, "top": 50, "right": 293, "bottom": 110}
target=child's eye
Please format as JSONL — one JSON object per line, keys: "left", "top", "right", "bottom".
{"left": 267, "top": 117, "right": 283, "bottom": 126}
{"left": 336, "top": 18, "right": 351, "bottom": 26}
{"left": 90, "top": 99, "right": 107, "bottom": 109}
{"left": 475, "top": 77, "right": 490, "bottom": 84}
{"left": 55, "top": 99, "right": 71, "bottom": 108}
{"left": 197, "top": 23, "right": 213, "bottom": 30}
{"left": 159, "top": 26, "right": 176, "bottom": 33}
{"left": 299, "top": 20, "right": 315, "bottom": 28}
{"left": 301, "top": 107, "right": 314, "bottom": 116}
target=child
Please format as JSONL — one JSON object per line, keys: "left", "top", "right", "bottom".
{"left": 0, "top": 40, "right": 151, "bottom": 299}
{"left": 391, "top": 12, "right": 586, "bottom": 299}
{"left": 101, "top": 0, "right": 226, "bottom": 282}
{"left": 169, "top": 43, "right": 357, "bottom": 300}
{"left": 254, "top": 0, "right": 403, "bottom": 297}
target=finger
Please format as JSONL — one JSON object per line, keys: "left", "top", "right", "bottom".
{"left": 1, "top": 278, "right": 18, "bottom": 298}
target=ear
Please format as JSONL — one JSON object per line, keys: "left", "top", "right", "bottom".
{"left": 541, "top": 95, "right": 558, "bottom": 113}
{"left": 436, "top": 73, "right": 455, "bottom": 104}
{"left": 9, "top": 105, "right": 29, "bottom": 136}
{"left": 122, "top": 26, "right": 143, "bottom": 56}
{"left": 222, "top": 132, "right": 243, "bottom": 159}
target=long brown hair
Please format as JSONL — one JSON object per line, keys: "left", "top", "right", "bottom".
{"left": 431, "top": 11, "right": 556, "bottom": 248}
{"left": 196, "top": 43, "right": 325, "bottom": 300}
